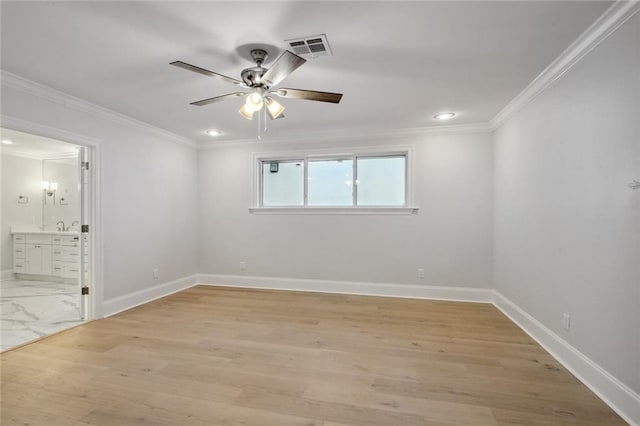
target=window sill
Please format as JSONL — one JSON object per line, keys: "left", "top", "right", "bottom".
{"left": 248, "top": 207, "right": 419, "bottom": 215}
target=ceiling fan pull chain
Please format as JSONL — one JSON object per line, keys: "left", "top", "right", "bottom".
{"left": 263, "top": 108, "right": 268, "bottom": 134}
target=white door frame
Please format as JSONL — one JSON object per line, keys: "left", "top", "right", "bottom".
{"left": 1, "top": 114, "right": 104, "bottom": 319}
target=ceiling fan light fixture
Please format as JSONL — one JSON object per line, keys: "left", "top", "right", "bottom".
{"left": 265, "top": 96, "right": 285, "bottom": 120}
{"left": 238, "top": 104, "right": 255, "bottom": 120}
{"left": 434, "top": 112, "right": 456, "bottom": 120}
{"left": 245, "top": 92, "right": 264, "bottom": 112}
{"left": 171, "top": 48, "right": 342, "bottom": 129}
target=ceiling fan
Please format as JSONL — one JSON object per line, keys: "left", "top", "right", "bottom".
{"left": 170, "top": 48, "right": 343, "bottom": 121}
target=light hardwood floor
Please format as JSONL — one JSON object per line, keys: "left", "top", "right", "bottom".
{"left": 1, "top": 286, "right": 626, "bottom": 425}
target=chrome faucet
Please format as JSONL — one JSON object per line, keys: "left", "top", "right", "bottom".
{"left": 56, "top": 221, "right": 65, "bottom": 232}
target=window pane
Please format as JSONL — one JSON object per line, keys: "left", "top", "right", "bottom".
{"left": 308, "top": 159, "right": 353, "bottom": 206}
{"left": 357, "top": 156, "right": 406, "bottom": 206}
{"left": 262, "top": 161, "right": 304, "bottom": 206}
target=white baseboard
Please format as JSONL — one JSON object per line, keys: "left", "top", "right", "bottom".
{"left": 196, "top": 273, "right": 493, "bottom": 303}
{"left": 1, "top": 269, "right": 15, "bottom": 281}
{"left": 492, "top": 291, "right": 640, "bottom": 426}
{"left": 102, "top": 274, "right": 198, "bottom": 317}
{"left": 97, "top": 272, "right": 638, "bottom": 425}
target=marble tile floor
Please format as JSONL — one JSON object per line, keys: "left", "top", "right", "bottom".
{"left": 0, "top": 278, "right": 84, "bottom": 351}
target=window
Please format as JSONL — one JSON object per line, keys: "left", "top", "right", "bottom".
{"left": 357, "top": 156, "right": 405, "bottom": 206}
{"left": 258, "top": 152, "right": 409, "bottom": 209}
{"left": 308, "top": 158, "right": 353, "bottom": 206}
{"left": 262, "top": 160, "right": 304, "bottom": 206}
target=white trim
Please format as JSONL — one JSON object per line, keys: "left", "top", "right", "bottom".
{"left": 492, "top": 291, "right": 640, "bottom": 426}
{"left": 252, "top": 145, "right": 414, "bottom": 164}
{"left": 0, "top": 115, "right": 104, "bottom": 319}
{"left": 200, "top": 123, "right": 493, "bottom": 149}
{"left": 196, "top": 274, "right": 493, "bottom": 303}
{"left": 1, "top": 115, "right": 103, "bottom": 147}
{"left": 490, "top": 0, "right": 640, "bottom": 129}
{"left": 103, "top": 274, "right": 198, "bottom": 317}
{"left": 1, "top": 3, "right": 636, "bottom": 148}
{"left": 0, "top": 269, "right": 15, "bottom": 281}
{"left": 56, "top": 267, "right": 640, "bottom": 424}
{"left": 1, "top": 70, "right": 197, "bottom": 148}
{"left": 193, "top": 275, "right": 639, "bottom": 424}
{"left": 249, "top": 206, "right": 419, "bottom": 215}
{"left": 252, "top": 145, "right": 415, "bottom": 210}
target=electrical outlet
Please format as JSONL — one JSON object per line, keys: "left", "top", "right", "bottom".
{"left": 417, "top": 268, "right": 425, "bottom": 279}
{"left": 239, "top": 261, "right": 246, "bottom": 271}
{"left": 563, "top": 313, "right": 570, "bottom": 331}
{"left": 153, "top": 268, "right": 159, "bottom": 279}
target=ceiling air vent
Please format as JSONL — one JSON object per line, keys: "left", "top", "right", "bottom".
{"left": 284, "top": 34, "right": 332, "bottom": 59}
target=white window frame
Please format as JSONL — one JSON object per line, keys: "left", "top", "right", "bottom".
{"left": 250, "top": 145, "right": 418, "bottom": 215}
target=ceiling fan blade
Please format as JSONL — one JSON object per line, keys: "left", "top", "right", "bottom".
{"left": 170, "top": 60, "right": 245, "bottom": 86}
{"left": 190, "top": 92, "right": 246, "bottom": 106}
{"left": 261, "top": 50, "right": 306, "bottom": 87}
{"left": 274, "top": 88, "right": 343, "bottom": 104}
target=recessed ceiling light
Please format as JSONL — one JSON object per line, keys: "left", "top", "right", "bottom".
{"left": 205, "top": 129, "right": 222, "bottom": 136}
{"left": 434, "top": 112, "right": 456, "bottom": 120}
{"left": 2, "top": 139, "right": 14, "bottom": 145}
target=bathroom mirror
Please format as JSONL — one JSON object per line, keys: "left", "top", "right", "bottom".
{"left": 42, "top": 156, "right": 80, "bottom": 231}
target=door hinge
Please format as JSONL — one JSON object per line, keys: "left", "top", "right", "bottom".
{"left": 81, "top": 224, "right": 89, "bottom": 233}
{"left": 81, "top": 286, "right": 89, "bottom": 295}
{"left": 81, "top": 161, "right": 90, "bottom": 170}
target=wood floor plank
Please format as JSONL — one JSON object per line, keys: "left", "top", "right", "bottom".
{"left": 233, "top": 385, "right": 428, "bottom": 426}
{"left": 303, "top": 381, "right": 497, "bottom": 425}
{"left": 1, "top": 286, "right": 626, "bottom": 425}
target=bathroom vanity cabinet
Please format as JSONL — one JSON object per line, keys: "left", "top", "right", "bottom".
{"left": 13, "top": 232, "right": 80, "bottom": 279}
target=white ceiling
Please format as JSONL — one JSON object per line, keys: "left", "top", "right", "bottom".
{"left": 0, "top": 1, "right": 612, "bottom": 143}
{"left": 1, "top": 128, "right": 79, "bottom": 158}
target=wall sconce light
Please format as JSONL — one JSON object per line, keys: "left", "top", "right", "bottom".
{"left": 42, "top": 181, "right": 58, "bottom": 204}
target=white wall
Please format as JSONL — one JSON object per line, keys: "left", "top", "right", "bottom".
{"left": 0, "top": 80, "right": 199, "bottom": 314}
{"left": 494, "top": 12, "right": 640, "bottom": 395}
{"left": 199, "top": 132, "right": 494, "bottom": 289}
{"left": 0, "top": 154, "right": 43, "bottom": 271}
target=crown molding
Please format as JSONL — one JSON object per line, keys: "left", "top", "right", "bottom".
{"left": 3, "top": 1, "right": 637, "bottom": 148}
{"left": 1, "top": 115, "right": 104, "bottom": 148}
{"left": 490, "top": 0, "right": 640, "bottom": 130}
{"left": 1, "top": 70, "right": 198, "bottom": 149}
{"left": 199, "top": 122, "right": 494, "bottom": 149}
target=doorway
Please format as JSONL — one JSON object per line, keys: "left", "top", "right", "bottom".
{"left": 0, "top": 127, "right": 94, "bottom": 351}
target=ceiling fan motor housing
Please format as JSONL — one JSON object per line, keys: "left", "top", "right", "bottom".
{"left": 241, "top": 66, "right": 268, "bottom": 88}
{"left": 170, "top": 46, "right": 342, "bottom": 112}
{"left": 241, "top": 49, "right": 270, "bottom": 88}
